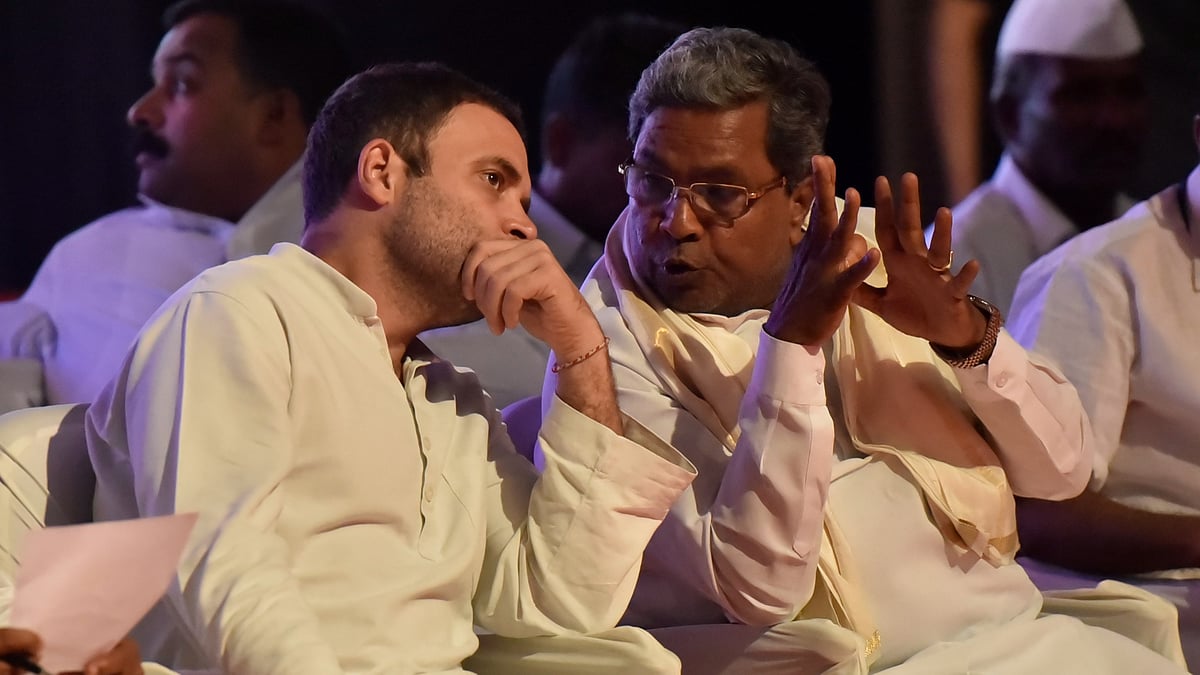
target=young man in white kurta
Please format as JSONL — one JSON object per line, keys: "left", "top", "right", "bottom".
{"left": 88, "top": 243, "right": 693, "bottom": 673}
{"left": 84, "top": 62, "right": 697, "bottom": 674}
{"left": 1007, "top": 159, "right": 1200, "bottom": 667}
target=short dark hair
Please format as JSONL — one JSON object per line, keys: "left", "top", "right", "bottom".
{"left": 303, "top": 62, "right": 526, "bottom": 224}
{"left": 163, "top": 0, "right": 354, "bottom": 126}
{"left": 629, "top": 27, "right": 831, "bottom": 185}
{"left": 541, "top": 12, "right": 686, "bottom": 137}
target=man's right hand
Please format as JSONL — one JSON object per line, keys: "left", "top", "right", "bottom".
{"left": 77, "top": 638, "right": 144, "bottom": 675}
{"left": 0, "top": 628, "right": 41, "bottom": 675}
{"left": 763, "top": 155, "right": 880, "bottom": 346}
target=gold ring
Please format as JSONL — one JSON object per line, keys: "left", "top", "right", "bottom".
{"left": 928, "top": 250, "right": 953, "bottom": 273}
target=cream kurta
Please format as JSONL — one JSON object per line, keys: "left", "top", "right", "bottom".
{"left": 86, "top": 243, "right": 695, "bottom": 674}
{"left": 537, "top": 205, "right": 1187, "bottom": 672}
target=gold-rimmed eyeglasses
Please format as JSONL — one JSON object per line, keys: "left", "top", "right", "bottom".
{"left": 618, "top": 161, "right": 787, "bottom": 225}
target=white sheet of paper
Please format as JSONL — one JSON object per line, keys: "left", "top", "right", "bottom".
{"left": 9, "top": 513, "right": 197, "bottom": 673}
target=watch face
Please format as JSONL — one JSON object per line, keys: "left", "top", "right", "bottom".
{"left": 967, "top": 294, "right": 1001, "bottom": 321}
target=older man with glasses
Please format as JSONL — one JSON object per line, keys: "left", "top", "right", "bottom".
{"left": 532, "top": 25, "right": 1190, "bottom": 674}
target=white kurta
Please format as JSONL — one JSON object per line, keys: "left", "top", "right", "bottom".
{"left": 86, "top": 243, "right": 695, "bottom": 674}
{"left": 945, "top": 154, "right": 1132, "bottom": 316}
{"left": 1009, "top": 166, "right": 1200, "bottom": 511}
{"left": 1008, "top": 167, "right": 1200, "bottom": 666}
{"left": 5, "top": 162, "right": 305, "bottom": 406}
{"left": 419, "top": 191, "right": 604, "bottom": 410}
{"left": 544, "top": 236, "right": 1186, "bottom": 672}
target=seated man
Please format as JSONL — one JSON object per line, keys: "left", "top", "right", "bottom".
{"left": 0, "top": 0, "right": 352, "bottom": 406}
{"left": 539, "top": 26, "right": 1187, "bottom": 673}
{"left": 85, "top": 62, "right": 694, "bottom": 673}
{"left": 942, "top": 0, "right": 1148, "bottom": 315}
{"left": 1007, "top": 108, "right": 1200, "bottom": 667}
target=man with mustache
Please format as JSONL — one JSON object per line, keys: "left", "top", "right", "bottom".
{"left": 0, "top": 0, "right": 352, "bottom": 407}
{"left": 939, "top": 0, "right": 1149, "bottom": 315}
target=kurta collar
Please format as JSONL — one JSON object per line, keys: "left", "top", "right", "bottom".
{"left": 134, "top": 159, "right": 305, "bottom": 260}
{"left": 135, "top": 195, "right": 234, "bottom": 238}
{"left": 226, "top": 159, "right": 305, "bottom": 260}
{"left": 992, "top": 154, "right": 1079, "bottom": 254}
{"left": 269, "top": 242, "right": 379, "bottom": 319}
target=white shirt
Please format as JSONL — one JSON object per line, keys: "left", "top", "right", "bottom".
{"left": 946, "top": 154, "right": 1133, "bottom": 315}
{"left": 419, "top": 191, "right": 605, "bottom": 410}
{"left": 87, "top": 243, "right": 695, "bottom": 674}
{"left": 5, "top": 162, "right": 304, "bottom": 405}
{"left": 1009, "top": 164, "right": 1200, "bottom": 515}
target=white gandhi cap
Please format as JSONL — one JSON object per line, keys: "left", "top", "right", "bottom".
{"left": 996, "top": 0, "right": 1143, "bottom": 60}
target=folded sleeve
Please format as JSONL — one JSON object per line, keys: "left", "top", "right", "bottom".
{"left": 474, "top": 393, "right": 694, "bottom": 636}
{"left": 555, "top": 329, "right": 837, "bottom": 626}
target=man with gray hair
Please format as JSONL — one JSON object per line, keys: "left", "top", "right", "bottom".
{"left": 535, "top": 24, "right": 1189, "bottom": 673}
{"left": 942, "top": 0, "right": 1148, "bottom": 315}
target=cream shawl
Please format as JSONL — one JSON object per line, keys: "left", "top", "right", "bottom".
{"left": 602, "top": 208, "right": 1020, "bottom": 653}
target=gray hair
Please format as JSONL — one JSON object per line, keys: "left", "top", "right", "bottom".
{"left": 628, "top": 27, "right": 831, "bottom": 184}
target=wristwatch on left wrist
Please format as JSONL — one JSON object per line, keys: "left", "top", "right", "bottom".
{"left": 930, "top": 294, "right": 1003, "bottom": 368}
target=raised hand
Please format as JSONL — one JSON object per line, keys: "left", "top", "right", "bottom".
{"left": 851, "top": 172, "right": 986, "bottom": 348}
{"left": 461, "top": 237, "right": 620, "bottom": 432}
{"left": 763, "top": 155, "right": 880, "bottom": 346}
{"left": 461, "top": 238, "right": 602, "bottom": 353}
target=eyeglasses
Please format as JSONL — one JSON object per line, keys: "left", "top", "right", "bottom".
{"left": 618, "top": 161, "right": 787, "bottom": 225}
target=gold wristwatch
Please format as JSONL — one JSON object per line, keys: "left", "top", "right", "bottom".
{"left": 930, "top": 294, "right": 1003, "bottom": 368}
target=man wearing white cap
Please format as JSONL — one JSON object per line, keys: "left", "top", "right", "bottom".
{"left": 943, "top": 0, "right": 1148, "bottom": 315}
{"left": 1007, "top": 103, "right": 1200, "bottom": 668}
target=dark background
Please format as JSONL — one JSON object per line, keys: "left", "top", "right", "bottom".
{"left": 0, "top": 0, "right": 876, "bottom": 295}
{"left": 6, "top": 1, "right": 1195, "bottom": 299}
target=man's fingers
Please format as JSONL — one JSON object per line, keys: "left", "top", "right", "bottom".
{"left": 500, "top": 285, "right": 525, "bottom": 331}
{"left": 460, "top": 238, "right": 524, "bottom": 302}
{"left": 833, "top": 187, "right": 861, "bottom": 245}
{"left": 896, "top": 172, "right": 928, "bottom": 255}
{"left": 471, "top": 240, "right": 567, "bottom": 334}
{"left": 873, "top": 175, "right": 899, "bottom": 252}
{"left": 850, "top": 271, "right": 886, "bottom": 316}
{"left": 808, "top": 155, "right": 840, "bottom": 240}
{"left": 927, "top": 206, "right": 954, "bottom": 269}
{"left": 949, "top": 259, "right": 981, "bottom": 299}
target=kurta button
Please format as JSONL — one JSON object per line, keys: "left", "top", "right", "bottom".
{"left": 424, "top": 484, "right": 435, "bottom": 502}
{"left": 816, "top": 372, "right": 824, "bottom": 385}
{"left": 996, "top": 374, "right": 1009, "bottom": 387}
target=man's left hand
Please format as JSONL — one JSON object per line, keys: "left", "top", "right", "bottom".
{"left": 852, "top": 172, "right": 987, "bottom": 348}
